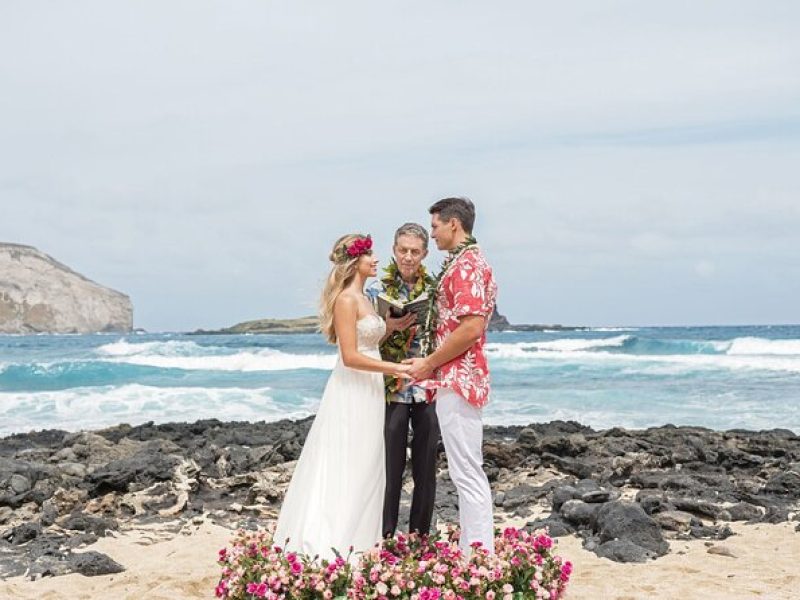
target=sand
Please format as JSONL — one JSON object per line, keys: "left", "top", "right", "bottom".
{"left": 1, "top": 519, "right": 797, "bottom": 599}
{"left": 556, "top": 522, "right": 799, "bottom": 599}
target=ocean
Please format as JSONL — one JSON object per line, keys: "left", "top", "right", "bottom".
{"left": 1, "top": 325, "right": 798, "bottom": 437}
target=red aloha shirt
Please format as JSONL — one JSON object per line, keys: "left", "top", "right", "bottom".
{"left": 433, "top": 246, "right": 497, "bottom": 408}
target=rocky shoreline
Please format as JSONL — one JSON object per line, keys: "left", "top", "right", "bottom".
{"left": 1, "top": 419, "right": 798, "bottom": 581}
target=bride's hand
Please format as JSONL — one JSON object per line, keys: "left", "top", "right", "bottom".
{"left": 392, "top": 364, "right": 414, "bottom": 380}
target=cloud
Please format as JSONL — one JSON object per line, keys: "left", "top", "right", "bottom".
{"left": 695, "top": 260, "right": 716, "bottom": 277}
{"left": 0, "top": 1, "right": 798, "bottom": 329}
{"left": 630, "top": 233, "right": 680, "bottom": 256}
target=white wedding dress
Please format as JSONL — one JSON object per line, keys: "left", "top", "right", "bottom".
{"left": 273, "top": 313, "right": 387, "bottom": 560}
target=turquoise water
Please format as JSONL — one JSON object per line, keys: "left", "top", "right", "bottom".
{"left": 1, "top": 325, "right": 799, "bottom": 436}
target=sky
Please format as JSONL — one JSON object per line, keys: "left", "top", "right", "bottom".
{"left": 1, "top": 1, "right": 799, "bottom": 331}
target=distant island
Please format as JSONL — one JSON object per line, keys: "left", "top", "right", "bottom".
{"left": 193, "top": 316, "right": 320, "bottom": 335}
{"left": 192, "top": 308, "right": 585, "bottom": 335}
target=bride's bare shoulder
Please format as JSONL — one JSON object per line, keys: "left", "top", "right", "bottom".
{"left": 334, "top": 293, "right": 359, "bottom": 313}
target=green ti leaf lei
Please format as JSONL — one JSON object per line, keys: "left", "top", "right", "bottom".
{"left": 379, "top": 260, "right": 434, "bottom": 400}
{"left": 420, "top": 235, "right": 478, "bottom": 356}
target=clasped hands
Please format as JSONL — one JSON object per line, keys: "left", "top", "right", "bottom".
{"left": 384, "top": 311, "right": 434, "bottom": 381}
{"left": 390, "top": 358, "right": 433, "bottom": 382}
{"left": 401, "top": 357, "right": 434, "bottom": 381}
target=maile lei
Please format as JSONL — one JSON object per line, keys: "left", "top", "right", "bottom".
{"left": 379, "top": 260, "right": 434, "bottom": 400}
{"left": 420, "top": 235, "right": 478, "bottom": 356}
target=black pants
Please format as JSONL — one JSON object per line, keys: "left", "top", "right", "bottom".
{"left": 382, "top": 400, "right": 440, "bottom": 538}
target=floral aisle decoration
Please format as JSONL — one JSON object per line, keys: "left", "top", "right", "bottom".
{"left": 216, "top": 526, "right": 572, "bottom": 600}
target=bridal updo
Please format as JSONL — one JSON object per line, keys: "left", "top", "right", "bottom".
{"left": 319, "top": 233, "right": 371, "bottom": 344}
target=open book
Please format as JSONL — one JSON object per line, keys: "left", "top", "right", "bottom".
{"left": 376, "top": 292, "right": 429, "bottom": 327}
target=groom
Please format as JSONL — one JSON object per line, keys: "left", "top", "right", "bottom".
{"left": 405, "top": 197, "right": 497, "bottom": 554}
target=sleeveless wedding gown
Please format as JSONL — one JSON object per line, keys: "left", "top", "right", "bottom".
{"left": 273, "top": 313, "right": 387, "bottom": 560}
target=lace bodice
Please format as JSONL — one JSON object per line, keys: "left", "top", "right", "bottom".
{"left": 355, "top": 313, "right": 386, "bottom": 352}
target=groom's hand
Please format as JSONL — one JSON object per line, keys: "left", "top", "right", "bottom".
{"left": 393, "top": 364, "right": 414, "bottom": 380}
{"left": 403, "top": 357, "right": 434, "bottom": 380}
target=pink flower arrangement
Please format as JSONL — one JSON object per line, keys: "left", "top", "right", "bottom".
{"left": 215, "top": 526, "right": 572, "bottom": 600}
{"left": 345, "top": 235, "right": 373, "bottom": 258}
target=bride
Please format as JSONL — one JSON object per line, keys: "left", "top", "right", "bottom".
{"left": 273, "top": 233, "right": 411, "bottom": 560}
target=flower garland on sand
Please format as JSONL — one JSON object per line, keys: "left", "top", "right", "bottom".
{"left": 379, "top": 260, "right": 434, "bottom": 399}
{"left": 420, "top": 235, "right": 478, "bottom": 355}
{"left": 216, "top": 526, "right": 573, "bottom": 600}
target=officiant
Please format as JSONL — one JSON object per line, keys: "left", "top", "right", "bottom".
{"left": 368, "top": 222, "right": 439, "bottom": 538}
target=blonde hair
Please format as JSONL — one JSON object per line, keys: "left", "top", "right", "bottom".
{"left": 319, "top": 233, "right": 368, "bottom": 344}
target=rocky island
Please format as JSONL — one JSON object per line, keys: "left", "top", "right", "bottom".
{"left": 193, "top": 308, "right": 584, "bottom": 335}
{"left": 0, "top": 243, "right": 132, "bottom": 334}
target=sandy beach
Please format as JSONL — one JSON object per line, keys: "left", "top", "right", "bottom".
{"left": 1, "top": 518, "right": 797, "bottom": 599}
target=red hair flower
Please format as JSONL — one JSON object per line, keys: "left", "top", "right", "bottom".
{"left": 345, "top": 235, "right": 372, "bottom": 258}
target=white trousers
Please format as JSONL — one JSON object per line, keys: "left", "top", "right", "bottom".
{"left": 435, "top": 388, "right": 495, "bottom": 554}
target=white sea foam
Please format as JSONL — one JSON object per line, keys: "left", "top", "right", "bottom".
{"left": 117, "top": 351, "right": 337, "bottom": 371}
{"left": 486, "top": 335, "right": 631, "bottom": 357}
{"left": 91, "top": 335, "right": 800, "bottom": 374}
{"left": 535, "top": 334, "right": 632, "bottom": 351}
{"left": 725, "top": 337, "right": 800, "bottom": 356}
{"left": 96, "top": 339, "right": 207, "bottom": 357}
{"left": 489, "top": 344, "right": 800, "bottom": 374}
{"left": 104, "top": 349, "right": 336, "bottom": 372}
{"left": 707, "top": 340, "right": 733, "bottom": 352}
{"left": 94, "top": 339, "right": 336, "bottom": 371}
{"left": 486, "top": 335, "right": 800, "bottom": 374}
{"left": 0, "top": 384, "right": 319, "bottom": 436}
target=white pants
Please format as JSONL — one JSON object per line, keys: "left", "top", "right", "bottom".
{"left": 436, "top": 388, "right": 495, "bottom": 555}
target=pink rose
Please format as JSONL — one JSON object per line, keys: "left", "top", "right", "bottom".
{"left": 346, "top": 235, "right": 372, "bottom": 257}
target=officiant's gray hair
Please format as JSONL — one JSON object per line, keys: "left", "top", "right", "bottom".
{"left": 393, "top": 222, "right": 429, "bottom": 249}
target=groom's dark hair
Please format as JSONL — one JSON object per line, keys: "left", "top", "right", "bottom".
{"left": 429, "top": 197, "right": 475, "bottom": 234}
